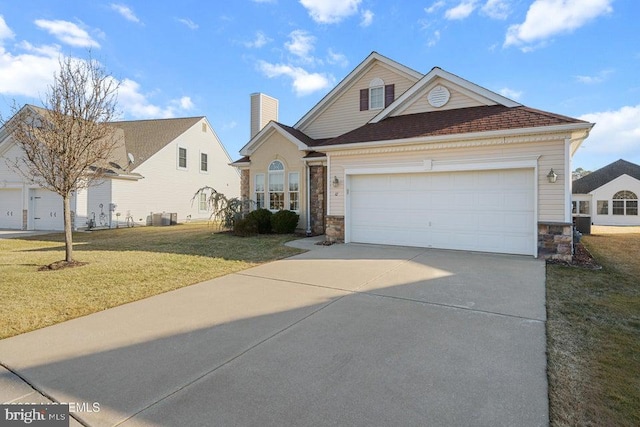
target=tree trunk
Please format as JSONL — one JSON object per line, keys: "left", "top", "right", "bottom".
{"left": 63, "top": 194, "right": 73, "bottom": 262}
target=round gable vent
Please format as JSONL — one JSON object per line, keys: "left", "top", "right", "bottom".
{"left": 427, "top": 85, "right": 450, "bottom": 108}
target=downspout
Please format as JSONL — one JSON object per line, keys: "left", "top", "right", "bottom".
{"left": 305, "top": 160, "right": 312, "bottom": 236}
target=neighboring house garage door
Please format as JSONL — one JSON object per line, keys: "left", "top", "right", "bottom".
{"left": 0, "top": 189, "right": 23, "bottom": 229}
{"left": 348, "top": 169, "right": 535, "bottom": 256}
{"left": 31, "top": 188, "right": 64, "bottom": 230}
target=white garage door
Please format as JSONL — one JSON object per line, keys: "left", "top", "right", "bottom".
{"left": 0, "top": 189, "right": 23, "bottom": 229}
{"left": 31, "top": 189, "right": 64, "bottom": 230}
{"left": 348, "top": 169, "right": 535, "bottom": 255}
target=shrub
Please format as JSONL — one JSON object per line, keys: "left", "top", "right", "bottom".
{"left": 233, "top": 217, "right": 258, "bottom": 236}
{"left": 246, "top": 208, "right": 273, "bottom": 234}
{"left": 271, "top": 210, "right": 299, "bottom": 234}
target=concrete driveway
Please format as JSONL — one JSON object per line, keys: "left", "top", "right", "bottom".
{"left": 0, "top": 241, "right": 548, "bottom": 426}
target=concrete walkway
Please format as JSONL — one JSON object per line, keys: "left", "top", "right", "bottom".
{"left": 0, "top": 241, "right": 548, "bottom": 426}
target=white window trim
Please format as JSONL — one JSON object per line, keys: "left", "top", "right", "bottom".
{"left": 288, "top": 171, "right": 300, "bottom": 212}
{"left": 368, "top": 77, "right": 385, "bottom": 110}
{"left": 198, "top": 192, "right": 208, "bottom": 212}
{"left": 199, "top": 151, "right": 209, "bottom": 174}
{"left": 255, "top": 173, "right": 265, "bottom": 210}
{"left": 612, "top": 191, "right": 639, "bottom": 216}
{"left": 177, "top": 146, "right": 188, "bottom": 170}
{"left": 268, "top": 160, "right": 285, "bottom": 211}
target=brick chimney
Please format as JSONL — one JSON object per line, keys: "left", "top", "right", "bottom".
{"left": 250, "top": 93, "right": 278, "bottom": 138}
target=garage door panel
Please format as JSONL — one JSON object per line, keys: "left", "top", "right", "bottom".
{"left": 32, "top": 189, "right": 64, "bottom": 230}
{"left": 349, "top": 169, "right": 535, "bottom": 255}
{"left": 409, "top": 174, "right": 432, "bottom": 190}
{"left": 0, "top": 189, "right": 23, "bottom": 229}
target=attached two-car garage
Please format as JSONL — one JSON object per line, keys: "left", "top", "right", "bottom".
{"left": 347, "top": 169, "right": 535, "bottom": 256}
{"left": 0, "top": 187, "right": 64, "bottom": 230}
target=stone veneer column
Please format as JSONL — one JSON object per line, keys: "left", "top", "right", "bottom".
{"left": 538, "top": 222, "right": 573, "bottom": 261}
{"left": 309, "top": 165, "right": 326, "bottom": 235}
{"left": 325, "top": 215, "right": 344, "bottom": 242}
{"left": 240, "top": 169, "right": 250, "bottom": 215}
{"left": 22, "top": 209, "right": 28, "bottom": 230}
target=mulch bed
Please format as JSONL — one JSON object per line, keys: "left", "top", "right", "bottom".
{"left": 546, "top": 242, "right": 602, "bottom": 270}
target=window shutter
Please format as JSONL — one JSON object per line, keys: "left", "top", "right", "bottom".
{"left": 360, "top": 89, "right": 369, "bottom": 111}
{"left": 384, "top": 84, "right": 395, "bottom": 107}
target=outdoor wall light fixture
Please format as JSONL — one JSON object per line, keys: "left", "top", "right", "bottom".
{"left": 332, "top": 176, "right": 340, "bottom": 187}
{"left": 547, "top": 168, "right": 558, "bottom": 183}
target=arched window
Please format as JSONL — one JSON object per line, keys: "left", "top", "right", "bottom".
{"left": 612, "top": 190, "right": 638, "bottom": 216}
{"left": 268, "top": 160, "right": 285, "bottom": 210}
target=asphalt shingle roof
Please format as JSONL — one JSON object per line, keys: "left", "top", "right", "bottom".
{"left": 110, "top": 117, "right": 203, "bottom": 168}
{"left": 317, "top": 105, "right": 588, "bottom": 147}
{"left": 572, "top": 159, "right": 640, "bottom": 194}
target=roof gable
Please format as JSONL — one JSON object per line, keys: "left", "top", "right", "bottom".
{"left": 572, "top": 159, "right": 640, "bottom": 194}
{"left": 110, "top": 116, "right": 202, "bottom": 168}
{"left": 239, "top": 121, "right": 318, "bottom": 156}
{"left": 371, "top": 67, "right": 520, "bottom": 123}
{"left": 293, "top": 52, "right": 423, "bottom": 131}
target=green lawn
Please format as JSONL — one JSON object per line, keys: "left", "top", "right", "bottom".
{"left": 0, "top": 223, "right": 303, "bottom": 339}
{"left": 546, "top": 231, "right": 640, "bottom": 426}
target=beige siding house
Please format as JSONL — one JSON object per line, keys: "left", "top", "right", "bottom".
{"left": 0, "top": 107, "right": 239, "bottom": 230}
{"left": 233, "top": 52, "right": 593, "bottom": 260}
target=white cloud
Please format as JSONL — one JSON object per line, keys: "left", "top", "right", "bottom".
{"left": 0, "top": 43, "right": 60, "bottom": 97}
{"left": 445, "top": 1, "right": 478, "bottom": 20}
{"left": 0, "top": 15, "right": 15, "bottom": 41}
{"left": 481, "top": 0, "right": 511, "bottom": 20}
{"left": 222, "top": 120, "right": 237, "bottom": 130}
{"left": 110, "top": 4, "right": 140, "bottom": 23}
{"left": 327, "top": 48, "right": 348, "bottom": 67}
{"left": 425, "top": 1, "right": 446, "bottom": 14}
{"left": 177, "top": 18, "right": 198, "bottom": 30}
{"left": 299, "top": 0, "right": 362, "bottom": 24}
{"left": 504, "top": 0, "right": 613, "bottom": 50}
{"left": 578, "top": 105, "right": 640, "bottom": 157}
{"left": 427, "top": 30, "right": 441, "bottom": 47}
{"left": 575, "top": 69, "right": 614, "bottom": 84}
{"left": 257, "top": 60, "right": 332, "bottom": 96}
{"left": 360, "top": 9, "right": 374, "bottom": 27}
{"left": 244, "top": 31, "right": 271, "bottom": 48}
{"left": 285, "top": 30, "right": 316, "bottom": 60}
{"left": 34, "top": 19, "right": 100, "bottom": 48}
{"left": 177, "top": 96, "right": 194, "bottom": 110}
{"left": 499, "top": 87, "right": 523, "bottom": 100}
{"left": 117, "top": 79, "right": 194, "bottom": 119}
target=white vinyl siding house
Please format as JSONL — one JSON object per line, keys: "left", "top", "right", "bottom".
{"left": 572, "top": 161, "right": 640, "bottom": 226}
{"left": 0, "top": 110, "right": 239, "bottom": 230}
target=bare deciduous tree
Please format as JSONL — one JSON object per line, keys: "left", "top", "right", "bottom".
{"left": 2, "top": 55, "right": 120, "bottom": 264}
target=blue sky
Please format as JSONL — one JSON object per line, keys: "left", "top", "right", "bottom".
{"left": 0, "top": 0, "right": 637, "bottom": 171}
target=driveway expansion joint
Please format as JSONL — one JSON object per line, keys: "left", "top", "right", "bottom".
{"left": 114, "top": 281, "right": 354, "bottom": 426}
{"left": 0, "top": 361, "right": 90, "bottom": 426}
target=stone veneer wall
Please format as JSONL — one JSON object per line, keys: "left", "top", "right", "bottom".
{"left": 309, "top": 165, "right": 326, "bottom": 235}
{"left": 538, "top": 222, "right": 573, "bottom": 261}
{"left": 325, "top": 215, "right": 344, "bottom": 242}
{"left": 240, "top": 169, "right": 250, "bottom": 215}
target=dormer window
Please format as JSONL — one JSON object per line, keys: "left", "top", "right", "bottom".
{"left": 369, "top": 78, "right": 384, "bottom": 110}
{"left": 360, "top": 79, "right": 394, "bottom": 111}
